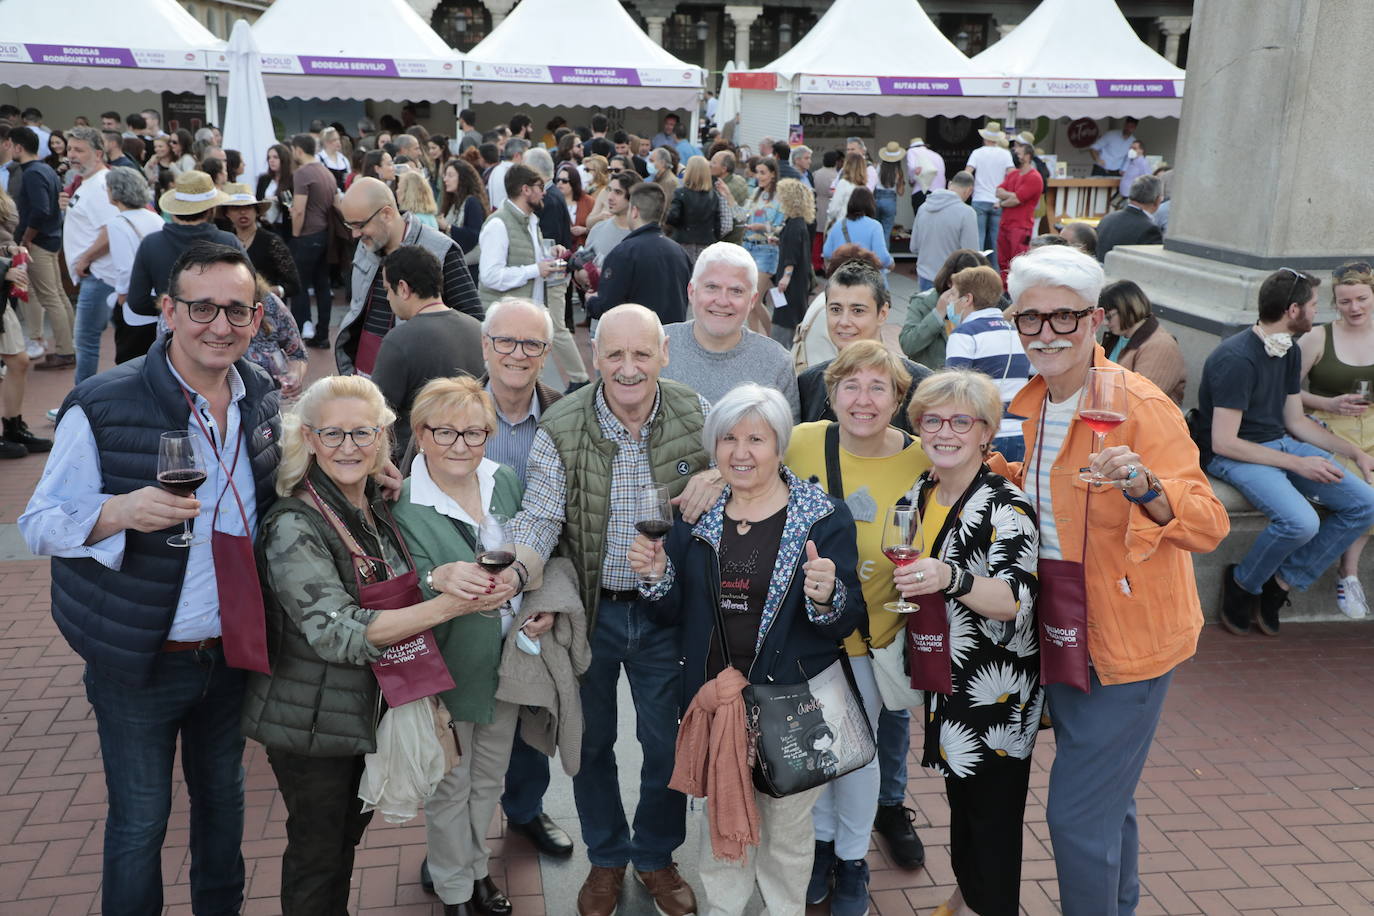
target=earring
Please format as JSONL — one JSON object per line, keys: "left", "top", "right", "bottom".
{"left": 980, "top": 442, "right": 990, "bottom": 454}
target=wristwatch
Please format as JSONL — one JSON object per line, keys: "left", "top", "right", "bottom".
{"left": 942, "top": 561, "right": 974, "bottom": 599}
{"left": 1124, "top": 468, "right": 1164, "bottom": 505}
{"left": 425, "top": 569, "right": 435, "bottom": 592}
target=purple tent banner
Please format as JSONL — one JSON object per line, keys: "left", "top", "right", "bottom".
{"left": 1094, "top": 80, "right": 1178, "bottom": 97}
{"left": 877, "top": 77, "right": 965, "bottom": 96}
{"left": 298, "top": 56, "right": 399, "bottom": 77}
{"left": 25, "top": 44, "right": 137, "bottom": 67}
{"left": 548, "top": 67, "right": 643, "bottom": 86}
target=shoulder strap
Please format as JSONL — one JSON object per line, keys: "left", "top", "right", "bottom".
{"left": 822, "top": 422, "right": 844, "bottom": 499}
{"left": 841, "top": 220, "right": 852, "bottom": 244}
{"left": 446, "top": 514, "right": 479, "bottom": 555}
{"left": 302, "top": 481, "right": 378, "bottom": 583}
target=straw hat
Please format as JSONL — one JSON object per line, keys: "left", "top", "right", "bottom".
{"left": 220, "top": 182, "right": 270, "bottom": 213}
{"left": 158, "top": 170, "right": 233, "bottom": 216}
{"left": 1016, "top": 130, "right": 1037, "bottom": 147}
{"left": 977, "top": 120, "right": 1004, "bottom": 141}
{"left": 908, "top": 137, "right": 926, "bottom": 147}
{"left": 878, "top": 141, "right": 905, "bottom": 163}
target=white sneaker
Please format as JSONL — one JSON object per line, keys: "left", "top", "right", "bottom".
{"left": 25, "top": 338, "right": 44, "bottom": 360}
{"left": 301, "top": 320, "right": 315, "bottom": 340}
{"left": 1336, "top": 576, "right": 1369, "bottom": 619}
{"left": 45, "top": 407, "right": 59, "bottom": 423}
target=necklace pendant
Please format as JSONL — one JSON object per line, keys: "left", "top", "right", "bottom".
{"left": 736, "top": 520, "right": 752, "bottom": 535}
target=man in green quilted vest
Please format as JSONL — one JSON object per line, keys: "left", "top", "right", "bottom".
{"left": 508, "top": 304, "right": 720, "bottom": 916}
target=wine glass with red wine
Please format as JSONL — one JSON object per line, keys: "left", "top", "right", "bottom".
{"left": 476, "top": 513, "right": 516, "bottom": 574}
{"left": 882, "top": 504, "right": 924, "bottom": 613}
{"left": 158, "top": 430, "right": 208, "bottom": 548}
{"left": 1077, "top": 367, "right": 1129, "bottom": 485}
{"left": 634, "top": 483, "right": 673, "bottom": 583}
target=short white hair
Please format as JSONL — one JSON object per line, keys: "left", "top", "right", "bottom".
{"left": 1007, "top": 244, "right": 1105, "bottom": 309}
{"left": 691, "top": 242, "right": 758, "bottom": 295}
{"left": 524, "top": 147, "right": 554, "bottom": 181}
{"left": 790, "top": 145, "right": 812, "bottom": 165}
{"left": 483, "top": 296, "right": 554, "bottom": 338}
{"left": 702, "top": 383, "right": 794, "bottom": 456}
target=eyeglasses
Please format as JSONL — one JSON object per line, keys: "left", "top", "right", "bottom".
{"left": 308, "top": 426, "right": 380, "bottom": 449}
{"left": 1012, "top": 307, "right": 1094, "bottom": 335}
{"left": 1334, "top": 262, "right": 1373, "bottom": 282}
{"left": 608, "top": 166, "right": 623, "bottom": 173}
{"left": 555, "top": 177, "right": 571, "bottom": 184}
{"left": 486, "top": 334, "right": 550, "bottom": 357}
{"left": 424, "top": 425, "right": 491, "bottom": 447}
{"left": 174, "top": 298, "right": 261, "bottom": 327}
{"left": 342, "top": 205, "right": 386, "bottom": 233}
{"left": 918, "top": 414, "right": 984, "bottom": 434}
{"left": 1278, "top": 266, "right": 1309, "bottom": 307}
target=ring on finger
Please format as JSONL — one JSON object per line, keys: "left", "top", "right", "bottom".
{"left": 1124, "top": 464, "right": 1138, "bottom": 480}
{"left": 914, "top": 570, "right": 926, "bottom": 583}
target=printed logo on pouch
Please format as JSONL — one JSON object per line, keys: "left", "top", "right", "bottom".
{"left": 1044, "top": 624, "right": 1079, "bottom": 648}
{"left": 378, "top": 635, "right": 432, "bottom": 665}
{"left": 911, "top": 632, "right": 945, "bottom": 653}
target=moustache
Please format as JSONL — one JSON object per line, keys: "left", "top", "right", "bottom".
{"left": 611, "top": 372, "right": 647, "bottom": 385}
{"left": 1027, "top": 340, "right": 1073, "bottom": 351}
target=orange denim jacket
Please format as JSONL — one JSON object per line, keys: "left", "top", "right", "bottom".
{"left": 991, "top": 348, "right": 1230, "bottom": 685}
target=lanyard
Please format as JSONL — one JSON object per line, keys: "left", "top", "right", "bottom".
{"left": 178, "top": 386, "right": 250, "bottom": 535}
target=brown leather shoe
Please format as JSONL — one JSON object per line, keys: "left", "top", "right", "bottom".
{"left": 636, "top": 864, "right": 697, "bottom": 916}
{"left": 577, "top": 865, "right": 625, "bottom": 916}
{"left": 33, "top": 353, "right": 75, "bottom": 370}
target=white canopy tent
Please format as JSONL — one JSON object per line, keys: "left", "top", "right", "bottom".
{"left": 0, "top": 0, "right": 221, "bottom": 110}
{"left": 463, "top": 0, "right": 703, "bottom": 110}
{"left": 238, "top": 0, "right": 463, "bottom": 102}
{"left": 973, "top": 0, "right": 1185, "bottom": 119}
{"left": 733, "top": 0, "right": 1013, "bottom": 118}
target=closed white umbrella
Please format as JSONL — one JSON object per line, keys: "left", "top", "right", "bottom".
{"left": 222, "top": 18, "right": 278, "bottom": 192}
{"left": 716, "top": 59, "right": 741, "bottom": 128}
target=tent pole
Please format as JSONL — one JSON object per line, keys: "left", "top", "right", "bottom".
{"left": 1005, "top": 98, "right": 1018, "bottom": 132}
{"left": 690, "top": 88, "right": 703, "bottom": 146}
{"left": 205, "top": 73, "right": 221, "bottom": 126}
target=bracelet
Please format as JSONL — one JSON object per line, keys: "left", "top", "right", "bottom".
{"left": 942, "top": 561, "right": 974, "bottom": 599}
{"left": 511, "top": 559, "right": 529, "bottom": 592}
{"left": 1123, "top": 469, "right": 1164, "bottom": 505}
{"left": 425, "top": 569, "right": 435, "bottom": 592}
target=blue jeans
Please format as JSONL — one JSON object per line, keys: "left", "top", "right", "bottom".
{"left": 75, "top": 276, "right": 114, "bottom": 384}
{"left": 1045, "top": 670, "right": 1172, "bottom": 916}
{"left": 1208, "top": 437, "right": 1374, "bottom": 593}
{"left": 918, "top": 277, "right": 935, "bottom": 292}
{"left": 972, "top": 201, "right": 1001, "bottom": 265}
{"left": 876, "top": 707, "right": 910, "bottom": 806}
{"left": 572, "top": 596, "right": 685, "bottom": 870}
{"left": 875, "top": 188, "right": 898, "bottom": 246}
{"left": 84, "top": 645, "right": 247, "bottom": 916}
{"left": 501, "top": 722, "right": 551, "bottom": 823}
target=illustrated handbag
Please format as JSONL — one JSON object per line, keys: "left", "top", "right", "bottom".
{"left": 710, "top": 543, "right": 875, "bottom": 799}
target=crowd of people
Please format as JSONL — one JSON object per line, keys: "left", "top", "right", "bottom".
{"left": 5, "top": 98, "right": 1371, "bottom": 916}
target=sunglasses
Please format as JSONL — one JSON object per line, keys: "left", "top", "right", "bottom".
{"left": 1277, "top": 266, "right": 1310, "bottom": 306}
{"left": 1334, "top": 261, "right": 1373, "bottom": 282}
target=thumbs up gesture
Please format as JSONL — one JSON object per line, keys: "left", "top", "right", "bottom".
{"left": 801, "top": 540, "right": 836, "bottom": 606}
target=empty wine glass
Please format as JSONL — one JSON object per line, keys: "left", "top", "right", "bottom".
{"left": 634, "top": 483, "right": 673, "bottom": 583}
{"left": 1353, "top": 379, "right": 1371, "bottom": 441}
{"left": 158, "top": 431, "right": 208, "bottom": 548}
{"left": 1078, "top": 367, "right": 1129, "bottom": 485}
{"left": 882, "top": 504, "right": 924, "bottom": 613}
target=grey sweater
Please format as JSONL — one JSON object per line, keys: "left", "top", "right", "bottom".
{"left": 660, "top": 320, "right": 801, "bottom": 419}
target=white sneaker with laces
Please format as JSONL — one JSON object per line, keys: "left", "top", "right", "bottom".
{"left": 301, "top": 320, "right": 315, "bottom": 340}
{"left": 1336, "top": 576, "right": 1369, "bottom": 619}
{"left": 26, "top": 338, "right": 45, "bottom": 360}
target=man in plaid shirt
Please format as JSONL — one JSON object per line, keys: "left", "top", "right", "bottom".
{"left": 510, "top": 304, "right": 722, "bottom": 916}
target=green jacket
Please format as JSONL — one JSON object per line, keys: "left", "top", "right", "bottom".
{"left": 243, "top": 470, "right": 405, "bottom": 757}
{"left": 390, "top": 463, "right": 524, "bottom": 724}
{"left": 478, "top": 201, "right": 538, "bottom": 307}
{"left": 540, "top": 379, "right": 710, "bottom": 630}
{"left": 899, "top": 285, "right": 947, "bottom": 369}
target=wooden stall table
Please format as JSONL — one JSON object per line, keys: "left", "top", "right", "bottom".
{"left": 1044, "top": 177, "right": 1121, "bottom": 232}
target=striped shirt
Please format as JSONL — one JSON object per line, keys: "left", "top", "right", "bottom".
{"left": 511, "top": 384, "right": 711, "bottom": 591}
{"left": 946, "top": 308, "right": 1034, "bottom": 439}
{"left": 484, "top": 382, "right": 542, "bottom": 484}
{"left": 1028, "top": 392, "right": 1079, "bottom": 561}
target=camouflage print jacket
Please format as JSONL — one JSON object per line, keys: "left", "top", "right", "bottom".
{"left": 242, "top": 468, "right": 408, "bottom": 757}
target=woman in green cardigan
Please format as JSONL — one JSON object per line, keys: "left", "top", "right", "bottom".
{"left": 392, "top": 375, "right": 553, "bottom": 916}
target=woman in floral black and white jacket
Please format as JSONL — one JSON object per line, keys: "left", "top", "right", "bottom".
{"left": 893, "top": 369, "right": 1040, "bottom": 916}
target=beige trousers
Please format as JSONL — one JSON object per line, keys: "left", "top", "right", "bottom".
{"left": 698, "top": 784, "right": 824, "bottom": 916}
{"left": 545, "top": 281, "right": 588, "bottom": 384}
{"left": 424, "top": 698, "right": 520, "bottom": 905}
{"left": 23, "top": 246, "right": 74, "bottom": 353}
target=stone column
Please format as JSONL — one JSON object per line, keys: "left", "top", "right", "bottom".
{"left": 1107, "top": 0, "right": 1373, "bottom": 407}
{"left": 725, "top": 5, "right": 763, "bottom": 69}
{"left": 1156, "top": 16, "right": 1192, "bottom": 66}
{"left": 644, "top": 16, "right": 667, "bottom": 45}
{"left": 483, "top": 0, "right": 516, "bottom": 29}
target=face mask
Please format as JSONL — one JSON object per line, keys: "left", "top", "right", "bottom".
{"left": 1127, "top": 149, "right": 1140, "bottom": 160}
{"left": 646, "top": 158, "right": 657, "bottom": 176}
{"left": 946, "top": 301, "right": 960, "bottom": 324}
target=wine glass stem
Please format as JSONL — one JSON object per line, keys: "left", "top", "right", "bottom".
{"left": 1094, "top": 432, "right": 1106, "bottom": 480}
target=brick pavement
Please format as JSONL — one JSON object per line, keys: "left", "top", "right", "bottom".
{"left": 4, "top": 309, "right": 1374, "bottom": 914}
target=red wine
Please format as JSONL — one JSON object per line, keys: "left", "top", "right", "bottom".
{"left": 1079, "top": 409, "right": 1126, "bottom": 436}
{"left": 883, "top": 545, "right": 921, "bottom": 566}
{"left": 159, "top": 470, "right": 206, "bottom": 497}
{"left": 635, "top": 519, "right": 672, "bottom": 540}
{"left": 477, "top": 550, "right": 515, "bottom": 573}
